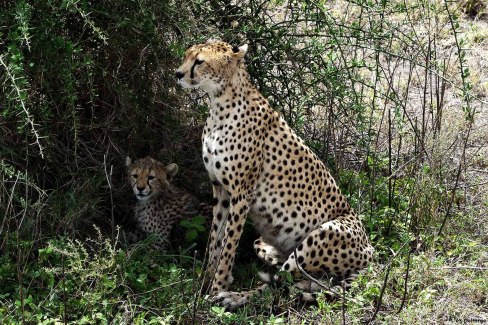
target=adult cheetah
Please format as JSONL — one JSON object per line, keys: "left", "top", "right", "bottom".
{"left": 175, "top": 40, "right": 373, "bottom": 308}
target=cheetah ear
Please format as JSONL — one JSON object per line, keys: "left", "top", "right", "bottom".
{"left": 232, "top": 44, "right": 248, "bottom": 59}
{"left": 206, "top": 38, "right": 221, "bottom": 44}
{"left": 165, "top": 163, "right": 178, "bottom": 179}
{"left": 125, "top": 156, "right": 132, "bottom": 167}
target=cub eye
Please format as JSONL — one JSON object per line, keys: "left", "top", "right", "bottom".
{"left": 195, "top": 59, "right": 204, "bottom": 65}
{"left": 148, "top": 175, "right": 155, "bottom": 180}
{"left": 131, "top": 174, "right": 137, "bottom": 179}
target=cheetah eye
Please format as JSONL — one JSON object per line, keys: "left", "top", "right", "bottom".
{"left": 131, "top": 174, "right": 137, "bottom": 179}
{"left": 148, "top": 175, "right": 155, "bottom": 180}
{"left": 195, "top": 59, "right": 204, "bottom": 65}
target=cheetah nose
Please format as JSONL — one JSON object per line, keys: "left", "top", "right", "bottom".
{"left": 136, "top": 186, "right": 145, "bottom": 192}
{"left": 175, "top": 71, "right": 185, "bottom": 80}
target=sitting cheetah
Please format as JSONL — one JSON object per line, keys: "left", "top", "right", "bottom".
{"left": 126, "top": 156, "right": 211, "bottom": 250}
{"left": 175, "top": 40, "right": 373, "bottom": 308}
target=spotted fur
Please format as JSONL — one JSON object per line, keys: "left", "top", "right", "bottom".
{"left": 175, "top": 40, "right": 373, "bottom": 308}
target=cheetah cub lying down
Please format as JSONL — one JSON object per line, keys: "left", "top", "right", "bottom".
{"left": 126, "top": 156, "right": 211, "bottom": 250}
{"left": 175, "top": 40, "right": 373, "bottom": 309}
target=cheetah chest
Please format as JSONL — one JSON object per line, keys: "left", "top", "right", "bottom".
{"left": 202, "top": 126, "right": 228, "bottom": 181}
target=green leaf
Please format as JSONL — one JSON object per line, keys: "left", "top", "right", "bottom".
{"left": 185, "top": 228, "right": 198, "bottom": 242}
{"left": 192, "top": 215, "right": 206, "bottom": 225}
{"left": 179, "top": 219, "right": 193, "bottom": 228}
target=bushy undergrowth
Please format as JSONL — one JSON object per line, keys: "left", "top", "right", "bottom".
{"left": 2, "top": 231, "right": 485, "bottom": 324}
{"left": 1, "top": 0, "right": 486, "bottom": 323}
{"left": 0, "top": 229, "right": 202, "bottom": 323}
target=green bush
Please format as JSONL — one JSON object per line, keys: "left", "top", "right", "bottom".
{"left": 0, "top": 229, "right": 201, "bottom": 323}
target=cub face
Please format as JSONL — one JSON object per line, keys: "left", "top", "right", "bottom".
{"left": 175, "top": 40, "right": 248, "bottom": 93}
{"left": 125, "top": 156, "right": 178, "bottom": 201}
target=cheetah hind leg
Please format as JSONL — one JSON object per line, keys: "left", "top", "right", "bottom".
{"left": 257, "top": 268, "right": 358, "bottom": 303}
{"left": 273, "top": 214, "right": 373, "bottom": 302}
{"left": 294, "top": 275, "right": 358, "bottom": 302}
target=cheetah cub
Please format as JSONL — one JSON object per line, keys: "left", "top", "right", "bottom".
{"left": 126, "top": 156, "right": 211, "bottom": 250}
{"left": 176, "top": 40, "right": 373, "bottom": 309}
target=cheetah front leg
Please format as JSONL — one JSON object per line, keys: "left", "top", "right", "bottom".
{"left": 212, "top": 283, "right": 269, "bottom": 310}
{"left": 209, "top": 196, "right": 250, "bottom": 295}
{"left": 205, "top": 183, "right": 231, "bottom": 288}
{"left": 209, "top": 196, "right": 263, "bottom": 309}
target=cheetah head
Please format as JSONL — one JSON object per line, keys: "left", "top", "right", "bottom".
{"left": 125, "top": 156, "right": 178, "bottom": 201}
{"left": 175, "top": 40, "right": 248, "bottom": 94}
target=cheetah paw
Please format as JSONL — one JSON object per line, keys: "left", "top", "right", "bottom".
{"left": 256, "top": 249, "right": 283, "bottom": 267}
{"left": 210, "top": 291, "right": 250, "bottom": 310}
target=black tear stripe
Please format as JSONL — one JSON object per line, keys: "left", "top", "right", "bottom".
{"left": 190, "top": 59, "right": 203, "bottom": 79}
{"left": 148, "top": 168, "right": 153, "bottom": 189}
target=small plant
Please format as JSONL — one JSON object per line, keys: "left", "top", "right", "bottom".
{"left": 210, "top": 306, "right": 236, "bottom": 322}
{"left": 179, "top": 215, "right": 207, "bottom": 243}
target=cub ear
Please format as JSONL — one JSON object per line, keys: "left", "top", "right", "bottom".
{"left": 206, "top": 38, "right": 221, "bottom": 44}
{"left": 165, "top": 163, "right": 178, "bottom": 179}
{"left": 232, "top": 44, "right": 248, "bottom": 59}
{"left": 125, "top": 157, "right": 132, "bottom": 167}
